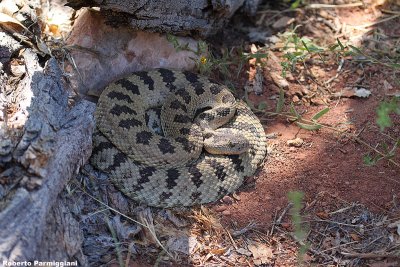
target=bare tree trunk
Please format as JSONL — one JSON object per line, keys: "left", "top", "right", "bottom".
{"left": 66, "top": 0, "right": 261, "bottom": 36}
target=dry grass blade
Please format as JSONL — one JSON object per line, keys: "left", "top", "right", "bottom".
{"left": 224, "top": 229, "right": 238, "bottom": 250}
{"left": 306, "top": 2, "right": 364, "bottom": 9}
{"left": 340, "top": 252, "right": 400, "bottom": 259}
{"left": 105, "top": 217, "right": 124, "bottom": 267}
{"left": 77, "top": 184, "right": 175, "bottom": 259}
{"left": 349, "top": 14, "right": 400, "bottom": 29}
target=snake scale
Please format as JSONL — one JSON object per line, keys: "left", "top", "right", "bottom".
{"left": 91, "top": 69, "right": 267, "bottom": 207}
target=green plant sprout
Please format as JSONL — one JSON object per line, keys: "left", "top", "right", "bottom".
{"left": 288, "top": 191, "right": 309, "bottom": 265}
{"left": 280, "top": 28, "right": 400, "bottom": 78}
{"left": 363, "top": 97, "right": 400, "bottom": 166}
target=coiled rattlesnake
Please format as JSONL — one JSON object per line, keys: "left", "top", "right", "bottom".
{"left": 91, "top": 69, "right": 267, "bottom": 207}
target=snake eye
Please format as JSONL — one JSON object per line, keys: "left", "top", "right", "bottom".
{"left": 204, "top": 133, "right": 213, "bottom": 139}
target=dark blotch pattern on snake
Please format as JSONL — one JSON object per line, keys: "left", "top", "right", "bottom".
{"left": 91, "top": 69, "right": 267, "bottom": 207}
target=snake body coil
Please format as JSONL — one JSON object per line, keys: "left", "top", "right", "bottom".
{"left": 91, "top": 69, "right": 266, "bottom": 207}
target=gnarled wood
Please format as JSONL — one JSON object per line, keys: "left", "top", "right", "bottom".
{"left": 0, "top": 48, "right": 95, "bottom": 263}
{"left": 66, "top": 0, "right": 261, "bottom": 36}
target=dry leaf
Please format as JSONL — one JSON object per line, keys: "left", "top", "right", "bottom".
{"left": 272, "top": 16, "right": 295, "bottom": 30}
{"left": 383, "top": 80, "right": 394, "bottom": 91}
{"left": 270, "top": 71, "right": 289, "bottom": 89}
{"left": 164, "top": 210, "right": 189, "bottom": 228}
{"left": 0, "top": 12, "right": 28, "bottom": 33}
{"left": 36, "top": 37, "right": 51, "bottom": 55}
{"left": 236, "top": 247, "right": 252, "bottom": 256}
{"left": 316, "top": 211, "right": 329, "bottom": 219}
{"left": 166, "top": 235, "right": 198, "bottom": 255}
{"left": 332, "top": 87, "right": 372, "bottom": 99}
{"left": 248, "top": 243, "right": 274, "bottom": 266}
{"left": 0, "top": 0, "right": 19, "bottom": 15}
{"left": 201, "top": 253, "right": 213, "bottom": 264}
{"left": 350, "top": 233, "right": 361, "bottom": 241}
{"left": 136, "top": 208, "right": 159, "bottom": 246}
{"left": 210, "top": 247, "right": 226, "bottom": 255}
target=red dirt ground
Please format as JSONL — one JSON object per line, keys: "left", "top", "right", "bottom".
{"left": 101, "top": 3, "right": 400, "bottom": 266}
{"left": 210, "top": 5, "right": 400, "bottom": 230}
{"left": 113, "top": 4, "right": 400, "bottom": 266}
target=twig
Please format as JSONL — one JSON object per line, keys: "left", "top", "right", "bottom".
{"left": 315, "top": 224, "right": 330, "bottom": 250}
{"left": 340, "top": 251, "right": 400, "bottom": 259}
{"left": 364, "top": 236, "right": 384, "bottom": 249}
{"left": 106, "top": 217, "right": 124, "bottom": 267}
{"left": 257, "top": 8, "right": 301, "bottom": 14}
{"left": 382, "top": 9, "right": 400, "bottom": 15}
{"left": 303, "top": 219, "right": 362, "bottom": 228}
{"left": 319, "top": 241, "right": 359, "bottom": 253}
{"left": 225, "top": 229, "right": 238, "bottom": 250}
{"left": 275, "top": 226, "right": 338, "bottom": 261}
{"left": 269, "top": 209, "right": 278, "bottom": 236}
{"left": 306, "top": 2, "right": 364, "bottom": 9}
{"left": 75, "top": 182, "right": 174, "bottom": 259}
{"left": 328, "top": 203, "right": 360, "bottom": 215}
{"left": 232, "top": 221, "right": 258, "bottom": 237}
{"left": 277, "top": 203, "right": 294, "bottom": 224}
{"left": 264, "top": 112, "right": 400, "bottom": 169}
{"left": 349, "top": 14, "right": 400, "bottom": 29}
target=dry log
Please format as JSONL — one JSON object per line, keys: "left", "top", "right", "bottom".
{"left": 0, "top": 47, "right": 95, "bottom": 263}
{"left": 66, "top": 0, "right": 261, "bottom": 36}
{"left": 0, "top": 0, "right": 263, "bottom": 263}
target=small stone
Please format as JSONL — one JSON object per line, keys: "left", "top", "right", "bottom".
{"left": 222, "top": 195, "right": 234, "bottom": 204}
{"left": 287, "top": 137, "right": 304, "bottom": 147}
{"left": 270, "top": 71, "right": 289, "bottom": 89}
{"left": 215, "top": 205, "right": 227, "bottom": 212}
{"left": 10, "top": 60, "right": 25, "bottom": 77}
{"left": 237, "top": 248, "right": 252, "bottom": 256}
{"left": 272, "top": 16, "right": 295, "bottom": 30}
{"left": 281, "top": 222, "right": 292, "bottom": 230}
{"left": 301, "top": 86, "right": 309, "bottom": 95}
{"left": 292, "top": 95, "right": 300, "bottom": 103}
{"left": 354, "top": 88, "right": 371, "bottom": 98}
{"left": 232, "top": 193, "right": 241, "bottom": 201}
{"left": 311, "top": 98, "right": 325, "bottom": 105}
{"left": 222, "top": 210, "right": 231, "bottom": 216}
{"left": 319, "top": 10, "right": 329, "bottom": 19}
{"left": 383, "top": 80, "right": 393, "bottom": 91}
{"left": 266, "top": 35, "right": 280, "bottom": 44}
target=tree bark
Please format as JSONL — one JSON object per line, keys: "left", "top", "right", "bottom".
{"left": 0, "top": 46, "right": 94, "bottom": 264}
{"left": 0, "top": 0, "right": 262, "bottom": 263}
{"left": 66, "top": 0, "right": 261, "bottom": 37}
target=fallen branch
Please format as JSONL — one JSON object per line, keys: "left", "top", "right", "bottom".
{"left": 0, "top": 49, "right": 96, "bottom": 262}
